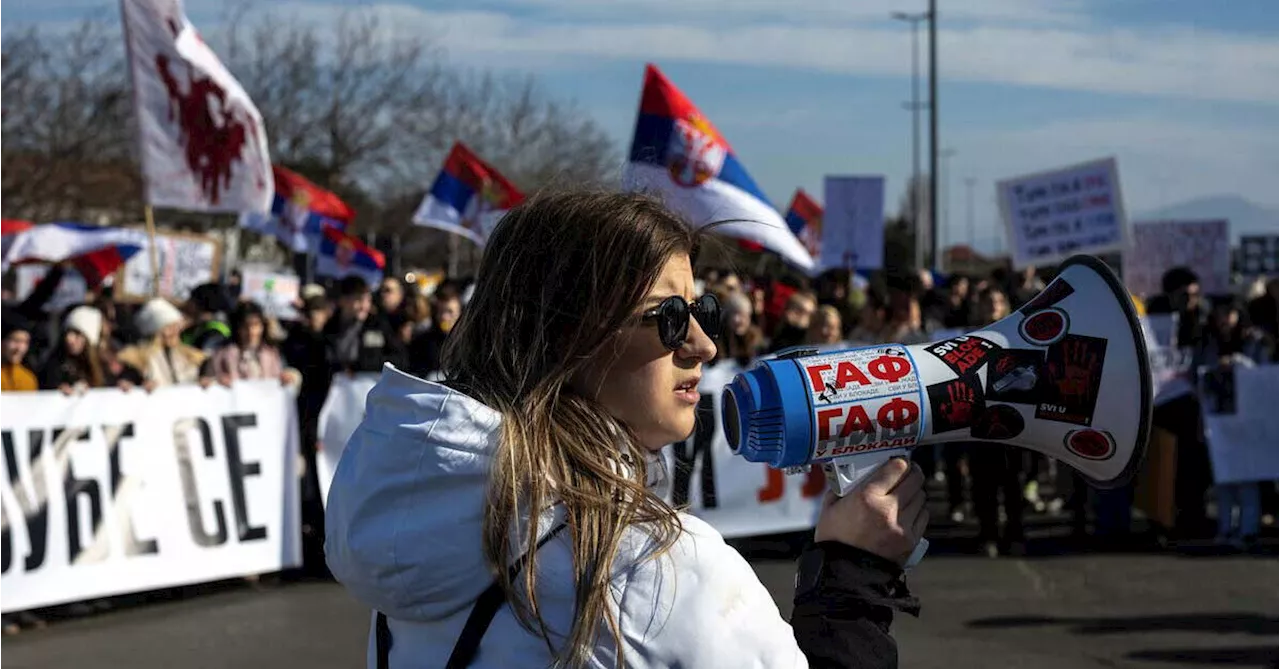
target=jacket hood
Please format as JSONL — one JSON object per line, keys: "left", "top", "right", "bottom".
{"left": 325, "top": 365, "right": 504, "bottom": 622}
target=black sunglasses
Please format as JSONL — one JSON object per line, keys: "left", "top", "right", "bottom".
{"left": 641, "top": 293, "right": 721, "bottom": 351}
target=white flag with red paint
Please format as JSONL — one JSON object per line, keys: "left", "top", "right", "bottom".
{"left": 121, "top": 0, "right": 272, "bottom": 212}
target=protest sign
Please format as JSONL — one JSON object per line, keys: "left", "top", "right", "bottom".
{"left": 997, "top": 157, "right": 1128, "bottom": 269}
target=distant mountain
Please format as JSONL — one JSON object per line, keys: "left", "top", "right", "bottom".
{"left": 1135, "top": 195, "right": 1278, "bottom": 243}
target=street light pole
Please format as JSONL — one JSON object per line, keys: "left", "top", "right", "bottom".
{"left": 892, "top": 10, "right": 929, "bottom": 271}
{"left": 940, "top": 147, "right": 956, "bottom": 260}
{"left": 927, "top": 0, "right": 939, "bottom": 271}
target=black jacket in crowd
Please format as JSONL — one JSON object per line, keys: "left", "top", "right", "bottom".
{"left": 323, "top": 312, "right": 408, "bottom": 376}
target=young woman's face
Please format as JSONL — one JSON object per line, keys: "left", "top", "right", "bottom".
{"left": 729, "top": 308, "right": 751, "bottom": 337}
{"left": 816, "top": 312, "right": 842, "bottom": 344}
{"left": 64, "top": 330, "right": 87, "bottom": 356}
{"left": 576, "top": 254, "right": 717, "bottom": 451}
{"left": 240, "top": 315, "right": 265, "bottom": 348}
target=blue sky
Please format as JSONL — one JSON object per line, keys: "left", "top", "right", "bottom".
{"left": 6, "top": 0, "right": 1278, "bottom": 253}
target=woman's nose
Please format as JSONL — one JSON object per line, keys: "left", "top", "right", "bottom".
{"left": 679, "top": 316, "right": 717, "bottom": 362}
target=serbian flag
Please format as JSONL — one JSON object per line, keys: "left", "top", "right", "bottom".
{"left": 239, "top": 166, "right": 354, "bottom": 252}
{"left": 314, "top": 225, "right": 384, "bottom": 288}
{"left": 1, "top": 222, "right": 149, "bottom": 285}
{"left": 785, "top": 189, "right": 824, "bottom": 260}
{"left": 412, "top": 142, "right": 524, "bottom": 246}
{"left": 623, "top": 65, "right": 815, "bottom": 274}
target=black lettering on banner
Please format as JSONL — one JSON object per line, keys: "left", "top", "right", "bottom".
{"left": 107, "top": 424, "right": 158, "bottom": 557}
{"left": 178, "top": 418, "right": 229, "bottom": 547}
{"left": 57, "top": 426, "right": 104, "bottom": 564}
{"left": 671, "top": 395, "right": 717, "bottom": 510}
{"left": 222, "top": 414, "right": 267, "bottom": 542}
{"left": 2, "top": 429, "right": 49, "bottom": 573}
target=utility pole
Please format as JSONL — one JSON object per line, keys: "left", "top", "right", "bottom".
{"left": 892, "top": 10, "right": 929, "bottom": 271}
{"left": 928, "top": 0, "right": 939, "bottom": 272}
{"left": 964, "top": 177, "right": 976, "bottom": 252}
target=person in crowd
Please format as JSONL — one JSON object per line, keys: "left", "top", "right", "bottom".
{"left": 1246, "top": 279, "right": 1278, "bottom": 357}
{"left": 406, "top": 283, "right": 462, "bottom": 380}
{"left": 1, "top": 313, "right": 38, "bottom": 392}
{"left": 1145, "top": 267, "right": 1209, "bottom": 347}
{"left": 1009, "top": 266, "right": 1045, "bottom": 309}
{"left": 966, "top": 286, "right": 1025, "bottom": 557}
{"left": 749, "top": 282, "right": 769, "bottom": 333}
{"left": 717, "top": 270, "right": 743, "bottom": 296}
{"left": 325, "top": 276, "right": 408, "bottom": 375}
{"left": 282, "top": 294, "right": 335, "bottom": 574}
{"left": 713, "top": 291, "right": 764, "bottom": 366}
{"left": 805, "top": 304, "right": 844, "bottom": 348}
{"left": 939, "top": 275, "right": 972, "bottom": 329}
{"left": 880, "top": 281, "right": 931, "bottom": 344}
{"left": 377, "top": 277, "right": 406, "bottom": 319}
{"left": 767, "top": 290, "right": 817, "bottom": 353}
{"left": 119, "top": 298, "right": 212, "bottom": 389}
{"left": 182, "top": 283, "right": 233, "bottom": 354}
{"left": 39, "top": 305, "right": 141, "bottom": 393}
{"left": 211, "top": 301, "right": 300, "bottom": 386}
{"left": 403, "top": 291, "right": 433, "bottom": 336}
{"left": 816, "top": 269, "right": 860, "bottom": 337}
{"left": 327, "top": 190, "right": 927, "bottom": 668}
{"left": 848, "top": 286, "right": 888, "bottom": 344}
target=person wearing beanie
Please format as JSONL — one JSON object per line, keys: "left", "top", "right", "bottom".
{"left": 181, "top": 283, "right": 233, "bottom": 354}
{"left": 38, "top": 305, "right": 140, "bottom": 393}
{"left": 119, "top": 298, "right": 212, "bottom": 389}
{"left": 1, "top": 313, "right": 38, "bottom": 392}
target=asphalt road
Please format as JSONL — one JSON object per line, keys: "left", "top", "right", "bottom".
{"left": 4, "top": 534, "right": 1275, "bottom": 669}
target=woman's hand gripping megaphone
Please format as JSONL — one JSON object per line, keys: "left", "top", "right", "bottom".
{"left": 814, "top": 456, "right": 930, "bottom": 567}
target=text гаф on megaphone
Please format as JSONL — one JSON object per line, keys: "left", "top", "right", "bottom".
{"left": 721, "top": 255, "right": 1153, "bottom": 567}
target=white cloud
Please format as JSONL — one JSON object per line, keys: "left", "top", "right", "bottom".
{"left": 258, "top": 3, "right": 1278, "bottom": 104}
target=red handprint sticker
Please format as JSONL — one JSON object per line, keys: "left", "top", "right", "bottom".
{"left": 927, "top": 375, "right": 985, "bottom": 434}
{"left": 1036, "top": 334, "right": 1108, "bottom": 426}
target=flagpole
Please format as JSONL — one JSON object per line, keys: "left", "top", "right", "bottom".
{"left": 144, "top": 205, "right": 161, "bottom": 298}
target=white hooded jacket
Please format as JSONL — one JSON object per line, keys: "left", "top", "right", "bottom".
{"left": 326, "top": 365, "right": 808, "bottom": 668}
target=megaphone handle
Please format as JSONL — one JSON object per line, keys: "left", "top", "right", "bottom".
{"left": 822, "top": 453, "right": 930, "bottom": 569}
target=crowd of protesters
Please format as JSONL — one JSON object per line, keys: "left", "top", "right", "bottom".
{"left": 1, "top": 257, "right": 1275, "bottom": 633}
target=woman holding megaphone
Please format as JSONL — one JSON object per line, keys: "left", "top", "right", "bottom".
{"left": 325, "top": 190, "right": 928, "bottom": 668}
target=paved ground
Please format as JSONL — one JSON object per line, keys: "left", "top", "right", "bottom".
{"left": 4, "top": 498, "right": 1277, "bottom": 668}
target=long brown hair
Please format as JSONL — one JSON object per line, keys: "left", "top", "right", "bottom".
{"left": 443, "top": 189, "right": 698, "bottom": 666}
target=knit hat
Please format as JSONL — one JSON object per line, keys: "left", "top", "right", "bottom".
{"left": 2, "top": 307, "right": 32, "bottom": 340}
{"left": 135, "top": 298, "right": 185, "bottom": 338}
{"left": 63, "top": 306, "right": 104, "bottom": 347}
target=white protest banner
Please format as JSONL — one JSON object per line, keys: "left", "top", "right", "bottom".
{"left": 1198, "top": 365, "right": 1279, "bottom": 485}
{"left": 121, "top": 0, "right": 272, "bottom": 212}
{"left": 1125, "top": 220, "right": 1230, "bottom": 298}
{"left": 117, "top": 230, "right": 221, "bottom": 302}
{"left": 997, "top": 157, "right": 1128, "bottom": 269}
{"left": 1239, "top": 235, "right": 1279, "bottom": 277}
{"left": 1, "top": 381, "right": 300, "bottom": 613}
{"left": 316, "top": 373, "right": 380, "bottom": 505}
{"left": 821, "top": 176, "right": 885, "bottom": 271}
{"left": 660, "top": 361, "right": 823, "bottom": 538}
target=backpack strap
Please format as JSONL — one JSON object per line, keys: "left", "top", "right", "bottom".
{"left": 374, "top": 521, "right": 570, "bottom": 669}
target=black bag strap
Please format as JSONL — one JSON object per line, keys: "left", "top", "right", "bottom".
{"left": 375, "top": 521, "right": 569, "bottom": 669}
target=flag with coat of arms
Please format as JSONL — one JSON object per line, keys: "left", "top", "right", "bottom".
{"left": 622, "top": 64, "right": 816, "bottom": 274}
{"left": 412, "top": 142, "right": 524, "bottom": 246}
{"left": 785, "top": 189, "right": 824, "bottom": 260}
{"left": 315, "top": 225, "right": 384, "bottom": 288}
{"left": 239, "top": 165, "right": 355, "bottom": 252}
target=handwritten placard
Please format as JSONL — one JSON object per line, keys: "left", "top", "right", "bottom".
{"left": 997, "top": 157, "right": 1128, "bottom": 269}
{"left": 117, "top": 231, "right": 221, "bottom": 301}
{"left": 239, "top": 265, "right": 300, "bottom": 320}
{"left": 821, "top": 176, "right": 885, "bottom": 271}
{"left": 1125, "top": 220, "right": 1230, "bottom": 298}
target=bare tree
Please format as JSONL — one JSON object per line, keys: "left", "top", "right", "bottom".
{"left": 1, "top": 22, "right": 138, "bottom": 223}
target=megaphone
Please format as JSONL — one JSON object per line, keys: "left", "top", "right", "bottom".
{"left": 723, "top": 255, "right": 1151, "bottom": 557}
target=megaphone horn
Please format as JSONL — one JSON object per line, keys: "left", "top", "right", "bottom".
{"left": 724, "top": 254, "right": 1152, "bottom": 500}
